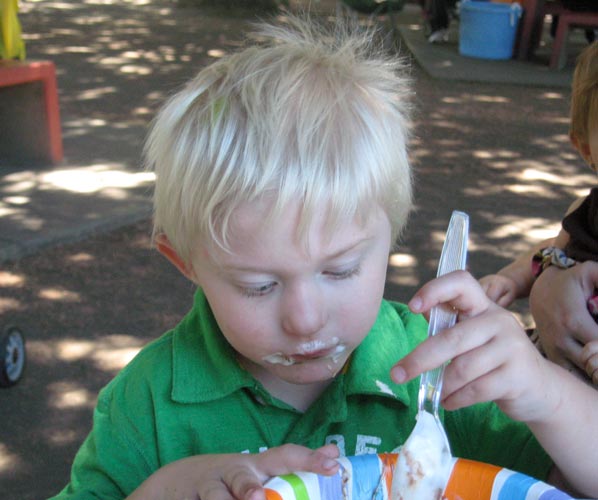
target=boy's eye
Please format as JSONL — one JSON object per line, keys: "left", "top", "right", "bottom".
{"left": 324, "top": 265, "right": 361, "bottom": 280}
{"left": 241, "top": 282, "right": 277, "bottom": 298}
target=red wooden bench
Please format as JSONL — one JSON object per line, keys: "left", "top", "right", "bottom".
{"left": 549, "top": 9, "right": 598, "bottom": 69}
{"left": 0, "top": 60, "right": 63, "bottom": 164}
{"left": 517, "top": 0, "right": 598, "bottom": 70}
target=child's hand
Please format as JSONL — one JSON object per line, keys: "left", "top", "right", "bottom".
{"left": 391, "top": 271, "right": 557, "bottom": 423}
{"left": 478, "top": 273, "right": 518, "bottom": 307}
{"left": 530, "top": 261, "right": 598, "bottom": 373}
{"left": 127, "top": 444, "right": 340, "bottom": 500}
{"left": 581, "top": 339, "right": 598, "bottom": 385}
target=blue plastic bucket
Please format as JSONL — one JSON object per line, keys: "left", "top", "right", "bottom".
{"left": 459, "top": 1, "right": 522, "bottom": 60}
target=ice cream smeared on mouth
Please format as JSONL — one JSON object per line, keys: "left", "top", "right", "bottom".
{"left": 263, "top": 337, "right": 346, "bottom": 366}
{"left": 391, "top": 411, "right": 453, "bottom": 500}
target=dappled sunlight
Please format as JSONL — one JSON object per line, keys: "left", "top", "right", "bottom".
{"left": 2, "top": 212, "right": 43, "bottom": 230}
{"left": 506, "top": 184, "right": 556, "bottom": 196}
{"left": 49, "top": 381, "right": 97, "bottom": 409}
{"left": 530, "top": 133, "right": 571, "bottom": 151}
{"left": 0, "top": 297, "right": 21, "bottom": 313}
{"left": 387, "top": 252, "right": 420, "bottom": 288}
{"left": 473, "top": 215, "right": 562, "bottom": 257}
{"left": 87, "top": 0, "right": 155, "bottom": 5}
{"left": 77, "top": 86, "right": 117, "bottom": 100}
{"left": 45, "top": 428, "right": 80, "bottom": 446}
{"left": 38, "top": 287, "right": 81, "bottom": 302}
{"left": 386, "top": 269, "right": 421, "bottom": 288}
{"left": 28, "top": 335, "right": 146, "bottom": 373}
{"left": 67, "top": 252, "right": 95, "bottom": 263}
{"left": 3, "top": 195, "right": 30, "bottom": 206}
{"left": 540, "top": 91, "right": 565, "bottom": 99}
{"left": 442, "top": 94, "right": 510, "bottom": 104}
{"left": 0, "top": 204, "right": 30, "bottom": 219}
{"left": 0, "top": 165, "right": 154, "bottom": 229}
{"left": 0, "top": 271, "right": 25, "bottom": 287}
{"left": 485, "top": 216, "right": 561, "bottom": 240}
{"left": 386, "top": 265, "right": 420, "bottom": 288}
{"left": 389, "top": 252, "right": 417, "bottom": 268}
{"left": 471, "top": 95, "right": 510, "bottom": 103}
{"left": 21, "top": 1, "right": 79, "bottom": 9}
{"left": 465, "top": 181, "right": 572, "bottom": 200}
{"left": 543, "top": 115, "right": 570, "bottom": 126}
{"left": 207, "top": 48, "right": 227, "bottom": 58}
{"left": 41, "top": 166, "right": 155, "bottom": 194}
{"left": 472, "top": 149, "right": 519, "bottom": 159}
{"left": 520, "top": 165, "right": 593, "bottom": 187}
{"left": 0, "top": 443, "right": 22, "bottom": 475}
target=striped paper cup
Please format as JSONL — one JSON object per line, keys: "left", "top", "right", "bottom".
{"left": 264, "top": 453, "right": 572, "bottom": 500}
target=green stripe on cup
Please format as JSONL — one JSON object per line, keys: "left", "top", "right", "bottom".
{"left": 280, "top": 474, "right": 311, "bottom": 500}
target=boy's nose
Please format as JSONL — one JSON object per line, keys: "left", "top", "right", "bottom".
{"left": 280, "top": 282, "right": 327, "bottom": 338}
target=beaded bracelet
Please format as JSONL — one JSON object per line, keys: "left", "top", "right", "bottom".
{"left": 531, "top": 246, "right": 576, "bottom": 279}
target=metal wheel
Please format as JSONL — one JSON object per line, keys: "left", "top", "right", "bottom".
{"left": 0, "top": 326, "right": 26, "bottom": 387}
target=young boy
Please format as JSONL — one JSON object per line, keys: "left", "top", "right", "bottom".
{"left": 480, "top": 42, "right": 598, "bottom": 384}
{"left": 50, "top": 16, "right": 598, "bottom": 500}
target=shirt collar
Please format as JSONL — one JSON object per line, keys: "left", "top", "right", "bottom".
{"left": 343, "top": 300, "right": 415, "bottom": 406}
{"left": 171, "top": 289, "right": 254, "bottom": 403}
{"left": 172, "top": 289, "right": 421, "bottom": 407}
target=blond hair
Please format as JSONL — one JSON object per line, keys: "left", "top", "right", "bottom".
{"left": 144, "top": 15, "right": 414, "bottom": 263}
{"left": 570, "top": 41, "right": 598, "bottom": 148}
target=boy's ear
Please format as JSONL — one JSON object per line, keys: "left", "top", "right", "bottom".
{"left": 571, "top": 134, "right": 593, "bottom": 166}
{"left": 155, "top": 233, "right": 197, "bottom": 282}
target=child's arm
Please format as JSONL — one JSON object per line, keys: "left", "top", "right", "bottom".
{"left": 391, "top": 271, "right": 598, "bottom": 498}
{"left": 479, "top": 238, "right": 554, "bottom": 307}
{"left": 126, "top": 444, "right": 340, "bottom": 500}
{"left": 479, "top": 202, "right": 579, "bottom": 309}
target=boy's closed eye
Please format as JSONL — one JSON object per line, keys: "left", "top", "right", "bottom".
{"left": 240, "top": 282, "right": 278, "bottom": 298}
{"left": 236, "top": 263, "right": 362, "bottom": 298}
{"left": 322, "top": 264, "right": 361, "bottom": 280}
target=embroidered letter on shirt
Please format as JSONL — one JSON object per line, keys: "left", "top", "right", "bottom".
{"left": 325, "top": 435, "right": 346, "bottom": 456}
{"left": 355, "top": 435, "right": 381, "bottom": 455}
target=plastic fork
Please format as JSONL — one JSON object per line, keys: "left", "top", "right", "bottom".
{"left": 418, "top": 210, "right": 469, "bottom": 428}
{"left": 391, "top": 210, "right": 469, "bottom": 500}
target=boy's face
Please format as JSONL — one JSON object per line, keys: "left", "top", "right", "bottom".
{"left": 190, "top": 199, "right": 392, "bottom": 398}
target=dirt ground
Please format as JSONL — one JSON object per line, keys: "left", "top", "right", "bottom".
{"left": 0, "top": 1, "right": 594, "bottom": 499}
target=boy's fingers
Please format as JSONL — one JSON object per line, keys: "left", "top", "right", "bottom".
{"left": 314, "top": 443, "right": 341, "bottom": 459}
{"left": 441, "top": 368, "right": 504, "bottom": 410}
{"left": 391, "top": 321, "right": 474, "bottom": 383}
{"left": 257, "top": 444, "right": 339, "bottom": 478}
{"left": 201, "top": 476, "right": 254, "bottom": 500}
{"left": 441, "top": 318, "right": 530, "bottom": 402}
{"left": 202, "top": 444, "right": 340, "bottom": 500}
{"left": 408, "top": 270, "right": 490, "bottom": 319}
{"left": 224, "top": 467, "right": 266, "bottom": 500}
{"left": 392, "top": 308, "right": 512, "bottom": 384}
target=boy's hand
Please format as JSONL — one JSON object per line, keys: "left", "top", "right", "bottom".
{"left": 391, "top": 271, "right": 557, "bottom": 423}
{"left": 478, "top": 273, "right": 518, "bottom": 307}
{"left": 127, "top": 444, "right": 340, "bottom": 500}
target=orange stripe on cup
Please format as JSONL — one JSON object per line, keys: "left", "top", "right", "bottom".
{"left": 265, "top": 488, "right": 284, "bottom": 500}
{"left": 380, "top": 453, "right": 397, "bottom": 495}
{"left": 443, "top": 458, "right": 501, "bottom": 500}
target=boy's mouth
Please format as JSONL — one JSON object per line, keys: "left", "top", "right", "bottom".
{"left": 263, "top": 338, "right": 346, "bottom": 366}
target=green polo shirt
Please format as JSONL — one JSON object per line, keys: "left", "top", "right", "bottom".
{"left": 49, "top": 289, "right": 552, "bottom": 500}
